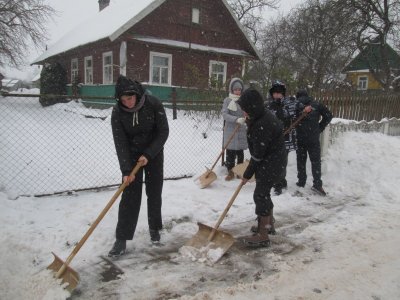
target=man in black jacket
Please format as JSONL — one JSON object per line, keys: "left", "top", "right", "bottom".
{"left": 109, "top": 75, "right": 169, "bottom": 257}
{"left": 238, "top": 88, "right": 287, "bottom": 247}
{"left": 267, "top": 81, "right": 302, "bottom": 195}
{"left": 295, "top": 89, "right": 332, "bottom": 196}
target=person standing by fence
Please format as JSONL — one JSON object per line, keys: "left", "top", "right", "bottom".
{"left": 109, "top": 75, "right": 169, "bottom": 257}
{"left": 221, "top": 77, "right": 248, "bottom": 181}
{"left": 295, "top": 89, "right": 332, "bottom": 196}
{"left": 267, "top": 81, "right": 301, "bottom": 195}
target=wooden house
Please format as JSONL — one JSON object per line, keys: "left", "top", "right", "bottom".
{"left": 32, "top": 0, "right": 260, "bottom": 105}
{"left": 343, "top": 42, "right": 400, "bottom": 91}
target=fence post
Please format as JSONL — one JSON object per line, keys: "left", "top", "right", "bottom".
{"left": 172, "top": 87, "right": 177, "bottom": 120}
{"left": 383, "top": 119, "right": 389, "bottom": 135}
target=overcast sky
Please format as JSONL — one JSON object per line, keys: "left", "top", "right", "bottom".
{"left": 1, "top": 0, "right": 304, "bottom": 80}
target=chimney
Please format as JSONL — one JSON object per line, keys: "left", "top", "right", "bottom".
{"left": 98, "top": 0, "right": 110, "bottom": 11}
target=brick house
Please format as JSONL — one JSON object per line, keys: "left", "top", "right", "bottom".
{"left": 32, "top": 0, "right": 260, "bottom": 103}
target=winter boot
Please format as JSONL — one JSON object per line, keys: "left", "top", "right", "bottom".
{"left": 149, "top": 229, "right": 160, "bottom": 243}
{"left": 250, "top": 209, "right": 276, "bottom": 235}
{"left": 311, "top": 185, "right": 326, "bottom": 196}
{"left": 108, "top": 239, "right": 126, "bottom": 257}
{"left": 225, "top": 170, "right": 235, "bottom": 181}
{"left": 243, "top": 215, "right": 271, "bottom": 247}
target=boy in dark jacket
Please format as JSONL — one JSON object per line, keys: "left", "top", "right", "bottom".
{"left": 237, "top": 88, "right": 287, "bottom": 247}
{"left": 267, "top": 81, "right": 301, "bottom": 195}
{"left": 295, "top": 89, "right": 332, "bottom": 196}
{"left": 109, "top": 75, "right": 169, "bottom": 257}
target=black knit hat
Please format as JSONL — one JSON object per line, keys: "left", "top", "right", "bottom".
{"left": 269, "top": 81, "right": 286, "bottom": 97}
{"left": 115, "top": 75, "right": 143, "bottom": 100}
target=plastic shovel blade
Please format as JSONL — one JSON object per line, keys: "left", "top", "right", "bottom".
{"left": 185, "top": 222, "right": 235, "bottom": 260}
{"left": 47, "top": 252, "right": 80, "bottom": 292}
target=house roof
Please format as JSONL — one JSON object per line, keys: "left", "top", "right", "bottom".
{"left": 343, "top": 42, "right": 400, "bottom": 72}
{"left": 32, "top": 0, "right": 260, "bottom": 64}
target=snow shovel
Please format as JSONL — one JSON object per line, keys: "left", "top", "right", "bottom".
{"left": 47, "top": 161, "right": 143, "bottom": 292}
{"left": 186, "top": 181, "right": 244, "bottom": 260}
{"left": 197, "top": 123, "right": 241, "bottom": 189}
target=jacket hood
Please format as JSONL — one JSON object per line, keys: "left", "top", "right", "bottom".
{"left": 228, "top": 78, "right": 244, "bottom": 94}
{"left": 237, "top": 88, "right": 265, "bottom": 120}
{"left": 115, "top": 75, "right": 145, "bottom": 100}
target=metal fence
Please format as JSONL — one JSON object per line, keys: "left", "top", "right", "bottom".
{"left": 1, "top": 91, "right": 400, "bottom": 197}
{"left": 0, "top": 93, "right": 252, "bottom": 197}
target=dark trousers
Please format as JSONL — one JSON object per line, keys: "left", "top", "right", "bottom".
{"left": 116, "top": 152, "right": 164, "bottom": 240}
{"left": 225, "top": 149, "right": 244, "bottom": 170}
{"left": 273, "top": 149, "right": 288, "bottom": 189}
{"left": 296, "top": 142, "right": 322, "bottom": 188}
{"left": 254, "top": 153, "right": 287, "bottom": 215}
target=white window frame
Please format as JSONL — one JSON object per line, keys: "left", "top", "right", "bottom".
{"left": 71, "top": 58, "right": 78, "bottom": 83}
{"left": 84, "top": 56, "right": 93, "bottom": 84}
{"left": 209, "top": 60, "right": 227, "bottom": 89}
{"left": 358, "top": 75, "right": 368, "bottom": 90}
{"left": 103, "top": 51, "right": 113, "bottom": 84}
{"left": 149, "top": 51, "right": 172, "bottom": 86}
{"left": 192, "top": 8, "right": 200, "bottom": 24}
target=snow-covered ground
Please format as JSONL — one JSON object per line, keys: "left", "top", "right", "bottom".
{"left": 1, "top": 94, "right": 399, "bottom": 299}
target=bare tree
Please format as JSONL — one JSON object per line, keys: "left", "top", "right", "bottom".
{"left": 0, "top": 0, "right": 55, "bottom": 68}
{"left": 340, "top": 0, "right": 400, "bottom": 90}
{"left": 282, "top": 0, "right": 359, "bottom": 90}
{"left": 227, "top": 0, "right": 279, "bottom": 43}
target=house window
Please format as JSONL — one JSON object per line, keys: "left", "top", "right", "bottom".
{"left": 71, "top": 58, "right": 78, "bottom": 83}
{"left": 150, "top": 52, "right": 172, "bottom": 85}
{"left": 103, "top": 51, "right": 113, "bottom": 84}
{"left": 84, "top": 56, "right": 93, "bottom": 84}
{"left": 358, "top": 76, "right": 368, "bottom": 90}
{"left": 192, "top": 8, "right": 200, "bottom": 24}
{"left": 209, "top": 60, "right": 227, "bottom": 89}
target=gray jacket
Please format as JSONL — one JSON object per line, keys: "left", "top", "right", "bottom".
{"left": 221, "top": 95, "right": 248, "bottom": 151}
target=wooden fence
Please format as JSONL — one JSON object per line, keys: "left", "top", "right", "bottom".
{"left": 312, "top": 91, "right": 400, "bottom": 122}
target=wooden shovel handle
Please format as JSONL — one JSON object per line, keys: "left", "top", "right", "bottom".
{"left": 283, "top": 111, "right": 309, "bottom": 136}
{"left": 208, "top": 182, "right": 244, "bottom": 242}
{"left": 208, "top": 123, "right": 241, "bottom": 174}
{"left": 55, "top": 161, "right": 143, "bottom": 278}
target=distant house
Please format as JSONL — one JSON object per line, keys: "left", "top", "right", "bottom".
{"left": 343, "top": 42, "right": 400, "bottom": 90}
{"left": 1, "top": 78, "right": 23, "bottom": 91}
{"left": 32, "top": 0, "right": 260, "bottom": 104}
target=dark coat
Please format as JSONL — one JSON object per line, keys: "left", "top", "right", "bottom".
{"left": 237, "top": 89, "right": 286, "bottom": 181}
{"left": 111, "top": 94, "right": 169, "bottom": 177}
{"left": 296, "top": 96, "right": 333, "bottom": 144}
{"left": 267, "top": 97, "right": 301, "bottom": 151}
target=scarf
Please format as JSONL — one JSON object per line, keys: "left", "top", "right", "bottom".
{"left": 227, "top": 93, "right": 240, "bottom": 111}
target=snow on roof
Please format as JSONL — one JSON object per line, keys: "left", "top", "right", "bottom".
{"left": 32, "top": 0, "right": 164, "bottom": 64}
{"left": 133, "top": 36, "right": 251, "bottom": 57}
{"left": 32, "top": 0, "right": 260, "bottom": 64}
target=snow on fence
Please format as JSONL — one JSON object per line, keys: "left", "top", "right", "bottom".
{"left": 321, "top": 118, "right": 400, "bottom": 157}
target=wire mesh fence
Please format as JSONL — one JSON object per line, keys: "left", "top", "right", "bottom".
{"left": 0, "top": 92, "right": 252, "bottom": 197}
{"left": 1, "top": 90, "right": 399, "bottom": 197}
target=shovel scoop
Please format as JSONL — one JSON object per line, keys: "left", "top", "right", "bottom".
{"left": 47, "top": 252, "right": 80, "bottom": 292}
{"left": 185, "top": 182, "right": 244, "bottom": 262}
{"left": 197, "top": 168, "right": 218, "bottom": 189}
